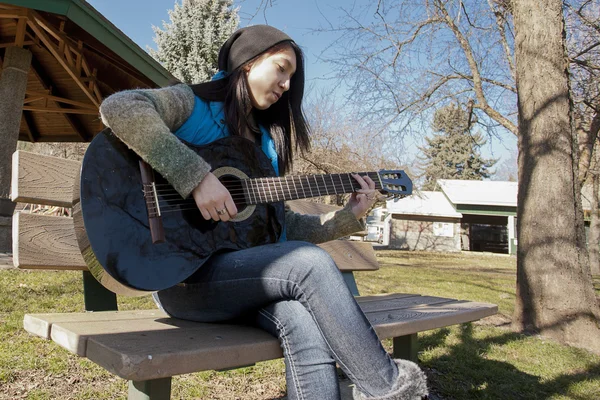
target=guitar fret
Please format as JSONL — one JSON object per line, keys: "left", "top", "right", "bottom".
{"left": 242, "top": 179, "right": 251, "bottom": 205}
{"left": 373, "top": 172, "right": 383, "bottom": 190}
{"left": 253, "top": 180, "right": 260, "bottom": 204}
{"left": 345, "top": 173, "right": 354, "bottom": 192}
{"left": 279, "top": 178, "right": 285, "bottom": 202}
{"left": 337, "top": 174, "right": 344, "bottom": 194}
{"left": 299, "top": 176, "right": 306, "bottom": 198}
{"left": 285, "top": 176, "right": 293, "bottom": 200}
{"left": 267, "top": 178, "right": 274, "bottom": 202}
{"left": 330, "top": 175, "right": 337, "bottom": 195}
{"left": 291, "top": 176, "right": 298, "bottom": 200}
{"left": 314, "top": 175, "right": 321, "bottom": 196}
{"left": 273, "top": 178, "right": 279, "bottom": 202}
{"left": 321, "top": 175, "right": 328, "bottom": 195}
{"left": 255, "top": 179, "right": 267, "bottom": 203}
{"left": 305, "top": 176, "right": 313, "bottom": 197}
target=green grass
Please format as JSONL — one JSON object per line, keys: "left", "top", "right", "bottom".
{"left": 1, "top": 251, "right": 599, "bottom": 399}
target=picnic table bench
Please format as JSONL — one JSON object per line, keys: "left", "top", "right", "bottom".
{"left": 10, "top": 149, "right": 498, "bottom": 399}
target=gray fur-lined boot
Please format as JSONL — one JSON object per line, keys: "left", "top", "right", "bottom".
{"left": 352, "top": 359, "right": 428, "bottom": 400}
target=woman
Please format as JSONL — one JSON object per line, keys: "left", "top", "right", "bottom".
{"left": 100, "top": 25, "right": 427, "bottom": 400}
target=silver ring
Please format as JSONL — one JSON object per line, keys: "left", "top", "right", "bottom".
{"left": 217, "top": 208, "right": 228, "bottom": 216}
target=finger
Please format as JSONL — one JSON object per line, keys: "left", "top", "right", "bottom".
{"left": 225, "top": 197, "right": 238, "bottom": 217}
{"left": 363, "top": 175, "right": 376, "bottom": 190}
{"left": 218, "top": 207, "right": 231, "bottom": 222}
{"left": 208, "top": 207, "right": 220, "bottom": 222}
{"left": 199, "top": 207, "right": 212, "bottom": 221}
{"left": 352, "top": 173, "right": 370, "bottom": 191}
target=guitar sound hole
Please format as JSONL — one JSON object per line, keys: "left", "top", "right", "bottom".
{"left": 220, "top": 175, "right": 248, "bottom": 211}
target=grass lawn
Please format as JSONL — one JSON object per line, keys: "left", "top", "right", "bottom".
{"left": 1, "top": 250, "right": 599, "bottom": 399}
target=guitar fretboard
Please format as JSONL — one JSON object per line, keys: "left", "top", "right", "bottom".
{"left": 243, "top": 172, "right": 382, "bottom": 205}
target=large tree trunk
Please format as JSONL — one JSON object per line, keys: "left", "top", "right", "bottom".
{"left": 512, "top": 0, "right": 600, "bottom": 354}
{"left": 590, "top": 172, "right": 600, "bottom": 276}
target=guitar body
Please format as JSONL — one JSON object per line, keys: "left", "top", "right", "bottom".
{"left": 79, "top": 129, "right": 284, "bottom": 292}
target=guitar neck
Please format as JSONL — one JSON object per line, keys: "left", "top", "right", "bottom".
{"left": 243, "top": 172, "right": 382, "bottom": 205}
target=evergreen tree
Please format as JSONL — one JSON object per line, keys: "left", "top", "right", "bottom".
{"left": 418, "top": 104, "right": 497, "bottom": 190}
{"left": 149, "top": 0, "right": 239, "bottom": 84}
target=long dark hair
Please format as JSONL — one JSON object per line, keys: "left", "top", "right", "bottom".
{"left": 192, "top": 41, "right": 311, "bottom": 175}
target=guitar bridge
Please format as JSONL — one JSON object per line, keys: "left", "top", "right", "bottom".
{"left": 139, "top": 160, "right": 165, "bottom": 244}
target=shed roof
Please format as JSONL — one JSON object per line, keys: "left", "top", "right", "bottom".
{"left": 437, "top": 179, "right": 517, "bottom": 208}
{"left": 386, "top": 191, "right": 463, "bottom": 218}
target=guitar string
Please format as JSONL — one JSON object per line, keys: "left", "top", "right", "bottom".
{"left": 143, "top": 182, "right": 389, "bottom": 212}
{"left": 149, "top": 171, "right": 382, "bottom": 187}
{"left": 145, "top": 182, "right": 377, "bottom": 208}
{"left": 145, "top": 181, "right": 372, "bottom": 198}
{"left": 142, "top": 180, "right": 378, "bottom": 213}
{"left": 148, "top": 172, "right": 382, "bottom": 191}
{"left": 148, "top": 176, "right": 383, "bottom": 194}
{"left": 145, "top": 172, "right": 384, "bottom": 197}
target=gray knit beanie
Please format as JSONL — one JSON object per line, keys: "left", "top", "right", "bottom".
{"left": 218, "top": 25, "right": 293, "bottom": 73}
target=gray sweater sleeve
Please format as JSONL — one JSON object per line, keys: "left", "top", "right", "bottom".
{"left": 99, "top": 84, "right": 211, "bottom": 198}
{"left": 285, "top": 203, "right": 366, "bottom": 244}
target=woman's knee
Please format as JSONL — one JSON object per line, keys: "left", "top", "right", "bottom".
{"left": 285, "top": 241, "right": 340, "bottom": 281}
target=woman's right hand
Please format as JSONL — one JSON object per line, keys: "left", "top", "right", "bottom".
{"left": 191, "top": 172, "right": 238, "bottom": 221}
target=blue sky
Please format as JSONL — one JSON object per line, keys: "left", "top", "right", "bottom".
{"left": 86, "top": 0, "right": 517, "bottom": 171}
{"left": 87, "top": 0, "right": 348, "bottom": 87}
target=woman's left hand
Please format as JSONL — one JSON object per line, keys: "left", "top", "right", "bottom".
{"left": 348, "top": 174, "right": 380, "bottom": 219}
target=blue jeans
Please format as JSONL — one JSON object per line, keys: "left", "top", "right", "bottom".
{"left": 154, "top": 241, "right": 399, "bottom": 399}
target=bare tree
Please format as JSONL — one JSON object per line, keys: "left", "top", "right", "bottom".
{"left": 317, "top": 0, "right": 518, "bottom": 141}
{"left": 512, "top": 0, "right": 600, "bottom": 354}
{"left": 293, "top": 89, "right": 410, "bottom": 205}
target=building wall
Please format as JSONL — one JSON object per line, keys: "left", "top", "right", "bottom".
{"left": 389, "top": 215, "right": 461, "bottom": 252}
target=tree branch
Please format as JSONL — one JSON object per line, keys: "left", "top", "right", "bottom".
{"left": 436, "top": 0, "right": 517, "bottom": 135}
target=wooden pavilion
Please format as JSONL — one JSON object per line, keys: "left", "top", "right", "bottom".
{"left": 0, "top": 0, "right": 175, "bottom": 252}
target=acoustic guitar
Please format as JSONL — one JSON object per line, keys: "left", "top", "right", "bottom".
{"left": 74, "top": 129, "right": 412, "bottom": 295}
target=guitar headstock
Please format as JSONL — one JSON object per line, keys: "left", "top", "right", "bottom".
{"left": 377, "top": 170, "right": 413, "bottom": 199}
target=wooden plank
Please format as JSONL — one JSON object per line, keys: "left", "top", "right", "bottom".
{"left": 11, "top": 150, "right": 80, "bottom": 207}
{"left": 357, "top": 294, "right": 457, "bottom": 313}
{"left": 26, "top": 298, "right": 496, "bottom": 381}
{"left": 319, "top": 240, "right": 378, "bottom": 271}
{"left": 24, "top": 310, "right": 167, "bottom": 340}
{"left": 366, "top": 301, "right": 498, "bottom": 340}
{"left": 354, "top": 293, "right": 416, "bottom": 302}
{"left": 12, "top": 212, "right": 87, "bottom": 270}
{"left": 67, "top": 317, "right": 283, "bottom": 380}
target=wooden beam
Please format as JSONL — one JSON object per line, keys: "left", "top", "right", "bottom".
{"left": 14, "top": 17, "right": 27, "bottom": 47}
{"left": 26, "top": 12, "right": 100, "bottom": 108}
{"left": 0, "top": 40, "right": 35, "bottom": 49}
{"left": 0, "top": 9, "right": 28, "bottom": 19}
{"left": 25, "top": 90, "right": 97, "bottom": 110}
{"left": 19, "top": 134, "right": 87, "bottom": 143}
{"left": 29, "top": 57, "right": 93, "bottom": 141}
{"left": 22, "top": 106, "right": 98, "bottom": 115}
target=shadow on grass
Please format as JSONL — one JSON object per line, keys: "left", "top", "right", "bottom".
{"left": 420, "top": 323, "right": 600, "bottom": 399}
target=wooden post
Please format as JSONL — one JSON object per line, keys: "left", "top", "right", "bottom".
{"left": 0, "top": 46, "right": 32, "bottom": 252}
{"left": 128, "top": 378, "right": 172, "bottom": 400}
{"left": 82, "top": 270, "right": 118, "bottom": 311}
{"left": 393, "top": 334, "right": 418, "bottom": 362}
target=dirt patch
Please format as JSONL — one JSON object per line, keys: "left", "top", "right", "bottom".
{"left": 474, "top": 313, "right": 513, "bottom": 328}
